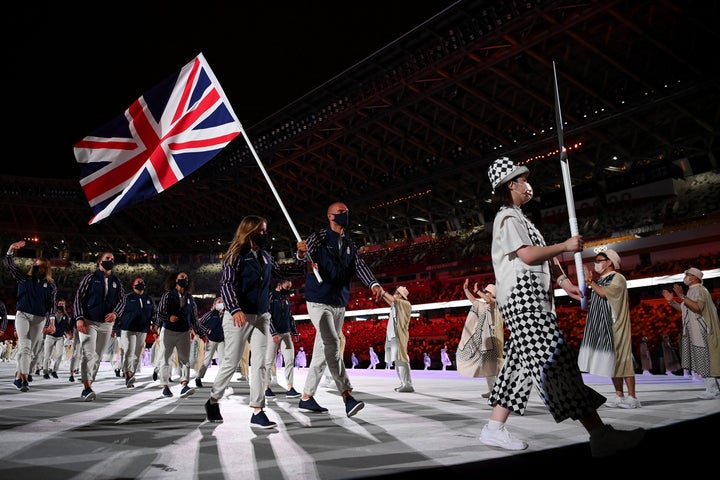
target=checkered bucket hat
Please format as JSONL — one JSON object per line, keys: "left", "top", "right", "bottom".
{"left": 487, "top": 157, "right": 529, "bottom": 192}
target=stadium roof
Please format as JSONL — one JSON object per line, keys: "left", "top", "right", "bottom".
{"left": 1, "top": 0, "right": 718, "bottom": 260}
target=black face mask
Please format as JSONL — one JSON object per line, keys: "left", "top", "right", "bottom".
{"left": 280, "top": 288, "right": 292, "bottom": 295}
{"left": 333, "top": 211, "right": 349, "bottom": 227}
{"left": 134, "top": 283, "right": 146, "bottom": 291}
{"left": 252, "top": 233, "right": 268, "bottom": 248}
{"left": 57, "top": 306, "right": 65, "bottom": 312}
{"left": 31, "top": 265, "right": 40, "bottom": 277}
{"left": 101, "top": 260, "right": 114, "bottom": 271}
{"left": 177, "top": 278, "right": 189, "bottom": 289}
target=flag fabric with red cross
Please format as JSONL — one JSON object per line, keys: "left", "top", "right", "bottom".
{"left": 74, "top": 52, "right": 242, "bottom": 225}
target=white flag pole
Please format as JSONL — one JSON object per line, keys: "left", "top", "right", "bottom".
{"left": 240, "top": 132, "right": 323, "bottom": 283}
{"left": 553, "top": 62, "right": 587, "bottom": 308}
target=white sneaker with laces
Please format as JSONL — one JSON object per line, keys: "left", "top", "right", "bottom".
{"left": 479, "top": 424, "right": 528, "bottom": 451}
{"left": 618, "top": 396, "right": 642, "bottom": 409}
{"left": 605, "top": 394, "right": 624, "bottom": 408}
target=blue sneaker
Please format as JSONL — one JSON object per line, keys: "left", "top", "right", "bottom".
{"left": 265, "top": 388, "right": 277, "bottom": 398}
{"left": 250, "top": 410, "right": 277, "bottom": 429}
{"left": 285, "top": 387, "right": 301, "bottom": 398}
{"left": 13, "top": 378, "right": 22, "bottom": 390}
{"left": 205, "top": 399, "right": 223, "bottom": 423}
{"left": 180, "top": 385, "right": 194, "bottom": 398}
{"left": 344, "top": 395, "right": 364, "bottom": 417}
{"left": 81, "top": 388, "right": 96, "bottom": 402}
{"left": 298, "top": 396, "right": 328, "bottom": 413}
{"left": 162, "top": 386, "right": 173, "bottom": 397}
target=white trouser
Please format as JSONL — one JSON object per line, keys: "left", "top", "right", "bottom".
{"left": 385, "top": 337, "right": 398, "bottom": 366}
{"left": 43, "top": 335, "right": 65, "bottom": 373}
{"left": 68, "top": 328, "right": 81, "bottom": 374}
{"left": 14, "top": 311, "right": 46, "bottom": 375}
{"left": 486, "top": 375, "right": 497, "bottom": 391}
{"left": 79, "top": 321, "right": 113, "bottom": 382}
{"left": 265, "top": 331, "right": 296, "bottom": 388}
{"left": 704, "top": 377, "right": 720, "bottom": 393}
{"left": 120, "top": 330, "right": 147, "bottom": 375}
{"left": 159, "top": 329, "right": 191, "bottom": 385}
{"left": 304, "top": 302, "right": 352, "bottom": 396}
{"left": 197, "top": 340, "right": 224, "bottom": 379}
{"left": 395, "top": 360, "right": 413, "bottom": 387}
{"left": 211, "top": 311, "right": 270, "bottom": 409}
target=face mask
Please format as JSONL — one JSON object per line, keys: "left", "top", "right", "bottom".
{"left": 57, "top": 305, "right": 65, "bottom": 311}
{"left": 177, "top": 278, "right": 189, "bottom": 289}
{"left": 101, "top": 260, "right": 114, "bottom": 271}
{"left": 134, "top": 283, "right": 146, "bottom": 291}
{"left": 333, "top": 211, "right": 349, "bottom": 227}
{"left": 514, "top": 181, "right": 533, "bottom": 203}
{"left": 215, "top": 302, "right": 224, "bottom": 311}
{"left": 594, "top": 263, "right": 605, "bottom": 274}
{"left": 280, "top": 288, "right": 292, "bottom": 295}
{"left": 683, "top": 278, "right": 691, "bottom": 286}
{"left": 31, "top": 265, "right": 40, "bottom": 276}
{"left": 252, "top": 233, "right": 268, "bottom": 248}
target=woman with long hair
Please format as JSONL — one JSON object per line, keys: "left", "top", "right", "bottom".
{"left": 204, "top": 215, "right": 306, "bottom": 428}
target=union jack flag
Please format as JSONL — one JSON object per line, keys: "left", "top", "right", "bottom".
{"left": 74, "top": 53, "right": 242, "bottom": 225}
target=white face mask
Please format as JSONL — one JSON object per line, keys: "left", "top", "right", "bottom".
{"left": 683, "top": 278, "right": 692, "bottom": 286}
{"left": 522, "top": 181, "right": 533, "bottom": 197}
{"left": 215, "top": 303, "right": 224, "bottom": 311}
{"left": 514, "top": 180, "right": 533, "bottom": 203}
{"left": 594, "top": 263, "right": 606, "bottom": 274}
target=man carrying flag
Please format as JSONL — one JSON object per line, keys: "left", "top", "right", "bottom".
{"left": 74, "top": 52, "right": 242, "bottom": 224}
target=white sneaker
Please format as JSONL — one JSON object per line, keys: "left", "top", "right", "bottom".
{"left": 605, "top": 395, "right": 624, "bottom": 408}
{"left": 697, "top": 391, "right": 720, "bottom": 400}
{"left": 618, "top": 396, "right": 642, "bottom": 409}
{"left": 590, "top": 425, "right": 645, "bottom": 457}
{"left": 479, "top": 424, "right": 528, "bottom": 451}
{"left": 394, "top": 385, "right": 415, "bottom": 393}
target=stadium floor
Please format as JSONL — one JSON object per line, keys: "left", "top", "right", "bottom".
{"left": 1, "top": 360, "right": 718, "bottom": 479}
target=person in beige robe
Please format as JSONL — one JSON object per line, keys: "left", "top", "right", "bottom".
{"left": 662, "top": 267, "right": 720, "bottom": 399}
{"left": 581, "top": 248, "right": 640, "bottom": 409}
{"left": 382, "top": 286, "right": 414, "bottom": 392}
{"left": 457, "top": 279, "right": 503, "bottom": 398}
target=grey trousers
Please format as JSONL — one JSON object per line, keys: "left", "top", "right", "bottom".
{"left": 304, "top": 302, "right": 352, "bottom": 397}
{"left": 197, "top": 340, "right": 224, "bottom": 379}
{"left": 211, "top": 311, "right": 270, "bottom": 409}
{"left": 120, "top": 330, "right": 147, "bottom": 375}
{"left": 79, "top": 321, "right": 113, "bottom": 382}
{"left": 159, "top": 329, "right": 192, "bottom": 385}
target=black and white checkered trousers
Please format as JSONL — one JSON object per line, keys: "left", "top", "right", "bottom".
{"left": 491, "top": 269, "right": 605, "bottom": 423}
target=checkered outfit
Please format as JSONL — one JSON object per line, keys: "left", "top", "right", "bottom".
{"left": 490, "top": 206, "right": 605, "bottom": 422}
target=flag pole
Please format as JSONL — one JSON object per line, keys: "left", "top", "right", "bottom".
{"left": 552, "top": 61, "right": 587, "bottom": 308}
{"left": 240, "top": 133, "right": 323, "bottom": 283}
